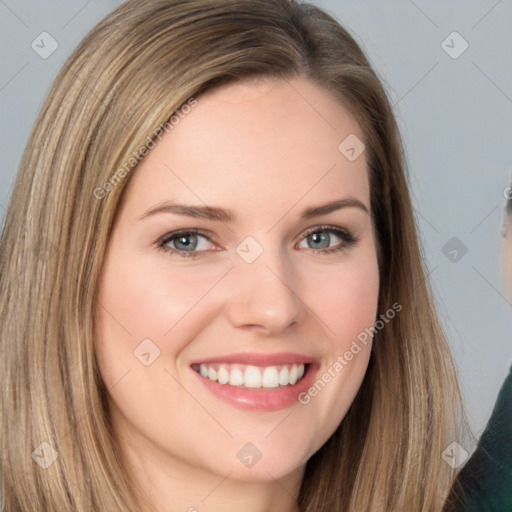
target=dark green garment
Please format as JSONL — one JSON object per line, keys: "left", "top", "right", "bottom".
{"left": 444, "top": 366, "right": 512, "bottom": 511}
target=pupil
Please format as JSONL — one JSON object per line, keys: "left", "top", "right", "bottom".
{"left": 176, "top": 235, "right": 197, "bottom": 251}
{"left": 310, "top": 232, "right": 329, "bottom": 249}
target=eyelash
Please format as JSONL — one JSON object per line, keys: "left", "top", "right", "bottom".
{"left": 156, "top": 225, "right": 358, "bottom": 260}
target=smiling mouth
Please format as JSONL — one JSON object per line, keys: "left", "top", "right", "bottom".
{"left": 191, "top": 363, "right": 309, "bottom": 389}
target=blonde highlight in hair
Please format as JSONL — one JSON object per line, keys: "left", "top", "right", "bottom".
{"left": 1, "top": 0, "right": 463, "bottom": 510}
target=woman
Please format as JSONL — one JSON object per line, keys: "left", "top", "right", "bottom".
{"left": 0, "top": 0, "right": 462, "bottom": 510}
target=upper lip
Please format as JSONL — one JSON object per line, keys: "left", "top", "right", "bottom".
{"left": 190, "top": 352, "right": 317, "bottom": 367}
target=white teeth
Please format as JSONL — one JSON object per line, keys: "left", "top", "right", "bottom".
{"left": 289, "top": 364, "right": 298, "bottom": 385}
{"left": 217, "top": 366, "right": 230, "bottom": 385}
{"left": 196, "top": 363, "right": 306, "bottom": 389}
{"left": 229, "top": 367, "right": 244, "bottom": 386}
{"left": 278, "top": 366, "right": 289, "bottom": 386}
{"left": 262, "top": 367, "right": 279, "bottom": 388}
{"left": 244, "top": 366, "right": 262, "bottom": 388}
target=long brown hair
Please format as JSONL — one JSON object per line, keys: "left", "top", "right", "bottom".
{"left": 0, "top": 0, "right": 462, "bottom": 510}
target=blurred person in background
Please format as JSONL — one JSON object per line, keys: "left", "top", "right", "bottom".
{"left": 443, "top": 185, "right": 512, "bottom": 511}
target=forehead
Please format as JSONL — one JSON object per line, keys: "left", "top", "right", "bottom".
{"left": 121, "top": 77, "right": 369, "bottom": 219}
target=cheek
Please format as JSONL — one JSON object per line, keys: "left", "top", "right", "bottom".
{"left": 95, "top": 252, "right": 228, "bottom": 341}
{"left": 325, "top": 268, "right": 379, "bottom": 335}
{"left": 93, "top": 251, "right": 229, "bottom": 392}
{"left": 303, "top": 248, "right": 380, "bottom": 345}
{"left": 295, "top": 248, "right": 379, "bottom": 443}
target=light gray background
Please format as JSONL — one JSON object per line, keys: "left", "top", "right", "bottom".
{"left": 1, "top": 0, "right": 511, "bottom": 445}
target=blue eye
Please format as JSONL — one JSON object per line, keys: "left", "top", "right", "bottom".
{"left": 305, "top": 231, "right": 331, "bottom": 250}
{"left": 157, "top": 226, "right": 357, "bottom": 259}
{"left": 172, "top": 234, "right": 199, "bottom": 251}
{"left": 297, "top": 227, "right": 357, "bottom": 254}
{"left": 157, "top": 229, "right": 214, "bottom": 258}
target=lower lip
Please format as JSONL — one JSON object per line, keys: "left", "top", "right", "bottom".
{"left": 192, "top": 365, "right": 318, "bottom": 411}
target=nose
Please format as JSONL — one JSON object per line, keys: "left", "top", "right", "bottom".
{"left": 225, "top": 249, "right": 306, "bottom": 334}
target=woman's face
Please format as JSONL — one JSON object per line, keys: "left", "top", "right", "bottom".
{"left": 94, "top": 77, "right": 380, "bottom": 483}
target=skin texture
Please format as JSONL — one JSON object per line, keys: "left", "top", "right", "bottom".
{"left": 94, "top": 77, "right": 380, "bottom": 512}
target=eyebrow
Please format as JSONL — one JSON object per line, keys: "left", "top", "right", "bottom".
{"left": 138, "top": 197, "right": 369, "bottom": 222}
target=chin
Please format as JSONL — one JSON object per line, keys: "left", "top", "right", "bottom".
{"left": 223, "top": 455, "right": 308, "bottom": 483}
{"left": 188, "top": 432, "right": 317, "bottom": 484}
